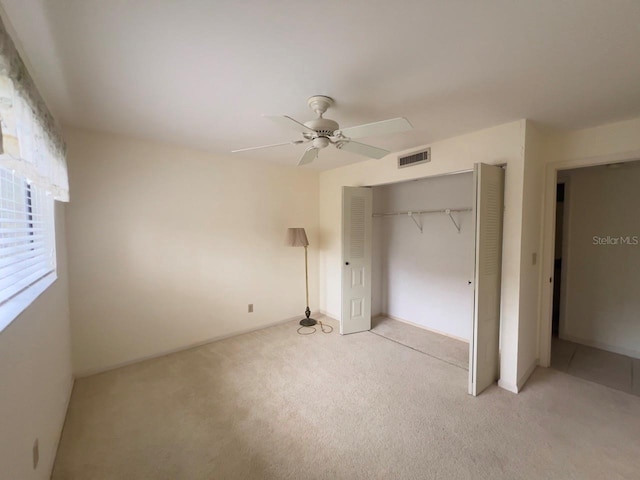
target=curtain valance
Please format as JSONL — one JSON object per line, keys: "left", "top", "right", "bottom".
{"left": 0, "top": 16, "right": 68, "bottom": 201}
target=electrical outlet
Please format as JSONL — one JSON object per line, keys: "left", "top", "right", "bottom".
{"left": 248, "top": 304, "right": 253, "bottom": 313}
{"left": 33, "top": 438, "right": 39, "bottom": 470}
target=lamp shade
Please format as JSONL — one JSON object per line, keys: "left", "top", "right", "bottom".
{"left": 287, "top": 228, "right": 309, "bottom": 247}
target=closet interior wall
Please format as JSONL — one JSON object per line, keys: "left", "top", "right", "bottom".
{"left": 372, "top": 173, "right": 475, "bottom": 341}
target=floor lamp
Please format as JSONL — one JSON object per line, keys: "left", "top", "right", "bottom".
{"left": 288, "top": 227, "right": 316, "bottom": 327}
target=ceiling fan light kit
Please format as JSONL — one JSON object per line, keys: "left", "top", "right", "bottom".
{"left": 231, "top": 95, "right": 413, "bottom": 166}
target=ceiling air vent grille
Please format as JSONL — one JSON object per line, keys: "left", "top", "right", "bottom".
{"left": 398, "top": 148, "right": 431, "bottom": 168}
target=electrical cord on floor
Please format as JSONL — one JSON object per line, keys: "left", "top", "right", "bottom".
{"left": 319, "top": 321, "right": 333, "bottom": 333}
{"left": 297, "top": 325, "right": 315, "bottom": 335}
{"left": 297, "top": 320, "right": 333, "bottom": 335}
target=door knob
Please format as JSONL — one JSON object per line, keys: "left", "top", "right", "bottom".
{"left": 345, "top": 262, "right": 350, "bottom": 265}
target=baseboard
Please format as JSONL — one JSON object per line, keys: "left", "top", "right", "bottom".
{"left": 47, "top": 375, "right": 75, "bottom": 477}
{"left": 379, "top": 313, "right": 469, "bottom": 344}
{"left": 497, "top": 358, "right": 538, "bottom": 394}
{"left": 74, "top": 312, "right": 323, "bottom": 378}
{"left": 559, "top": 334, "right": 640, "bottom": 359}
{"left": 517, "top": 358, "right": 539, "bottom": 391}
{"left": 319, "top": 310, "right": 339, "bottom": 322}
{"left": 497, "top": 379, "right": 518, "bottom": 394}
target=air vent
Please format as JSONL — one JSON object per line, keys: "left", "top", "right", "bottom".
{"left": 398, "top": 148, "right": 431, "bottom": 168}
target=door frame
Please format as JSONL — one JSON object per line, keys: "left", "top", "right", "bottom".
{"left": 538, "top": 150, "right": 640, "bottom": 367}
{"left": 552, "top": 178, "right": 571, "bottom": 341}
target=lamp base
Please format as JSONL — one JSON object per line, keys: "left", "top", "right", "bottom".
{"left": 299, "top": 317, "right": 317, "bottom": 327}
{"left": 299, "top": 306, "right": 317, "bottom": 327}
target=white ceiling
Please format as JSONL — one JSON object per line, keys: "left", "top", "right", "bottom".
{"left": 2, "top": 0, "right": 640, "bottom": 169}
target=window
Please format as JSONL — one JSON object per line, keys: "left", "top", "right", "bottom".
{"left": 0, "top": 17, "right": 68, "bottom": 328}
{"left": 0, "top": 166, "right": 55, "bottom": 311}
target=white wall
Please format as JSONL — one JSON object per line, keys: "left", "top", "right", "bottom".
{"left": 548, "top": 117, "right": 640, "bottom": 162}
{"left": 0, "top": 202, "right": 73, "bottom": 480}
{"left": 319, "top": 120, "right": 528, "bottom": 391}
{"left": 372, "top": 173, "right": 475, "bottom": 340}
{"left": 560, "top": 163, "right": 640, "bottom": 358}
{"left": 65, "top": 128, "right": 320, "bottom": 375}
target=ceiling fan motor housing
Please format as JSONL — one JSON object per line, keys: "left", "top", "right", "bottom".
{"left": 303, "top": 117, "right": 339, "bottom": 138}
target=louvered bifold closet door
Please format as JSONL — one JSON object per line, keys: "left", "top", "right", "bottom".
{"left": 469, "top": 163, "right": 505, "bottom": 396}
{"left": 341, "top": 186, "right": 372, "bottom": 334}
{"left": 0, "top": 167, "right": 54, "bottom": 304}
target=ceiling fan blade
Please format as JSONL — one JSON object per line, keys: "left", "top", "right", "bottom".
{"left": 231, "top": 140, "right": 305, "bottom": 153}
{"left": 264, "top": 115, "right": 316, "bottom": 134}
{"left": 298, "top": 147, "right": 318, "bottom": 166}
{"left": 337, "top": 140, "right": 390, "bottom": 159}
{"left": 338, "top": 117, "right": 412, "bottom": 139}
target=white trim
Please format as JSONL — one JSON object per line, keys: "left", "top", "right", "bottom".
{"left": 74, "top": 312, "right": 326, "bottom": 378}
{"left": 377, "top": 313, "right": 470, "bottom": 344}
{"left": 497, "top": 379, "right": 518, "bottom": 393}
{"left": 498, "top": 358, "right": 538, "bottom": 394}
{"left": 0, "top": 270, "right": 56, "bottom": 332}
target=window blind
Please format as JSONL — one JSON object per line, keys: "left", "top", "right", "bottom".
{"left": 0, "top": 166, "right": 54, "bottom": 305}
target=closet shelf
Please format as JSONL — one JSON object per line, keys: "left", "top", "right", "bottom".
{"left": 372, "top": 207, "right": 472, "bottom": 233}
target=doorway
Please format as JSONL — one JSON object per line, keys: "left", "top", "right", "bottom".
{"left": 548, "top": 161, "right": 640, "bottom": 396}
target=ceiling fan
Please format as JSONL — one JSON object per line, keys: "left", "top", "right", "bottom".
{"left": 231, "top": 95, "right": 413, "bottom": 166}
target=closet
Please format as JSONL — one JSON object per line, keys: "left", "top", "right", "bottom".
{"left": 371, "top": 172, "right": 475, "bottom": 345}
{"left": 341, "top": 164, "right": 505, "bottom": 395}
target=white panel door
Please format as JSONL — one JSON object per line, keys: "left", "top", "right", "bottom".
{"left": 469, "top": 163, "right": 505, "bottom": 396}
{"left": 341, "top": 186, "right": 373, "bottom": 335}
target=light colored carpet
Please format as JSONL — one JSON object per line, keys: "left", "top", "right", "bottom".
{"left": 371, "top": 316, "right": 468, "bottom": 370}
{"left": 551, "top": 337, "right": 639, "bottom": 396}
{"left": 53, "top": 317, "right": 640, "bottom": 479}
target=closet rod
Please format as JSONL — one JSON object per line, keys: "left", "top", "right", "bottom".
{"left": 372, "top": 207, "right": 472, "bottom": 217}
{"left": 372, "top": 207, "right": 472, "bottom": 234}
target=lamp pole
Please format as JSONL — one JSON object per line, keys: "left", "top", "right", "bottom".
{"left": 300, "top": 244, "right": 316, "bottom": 326}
